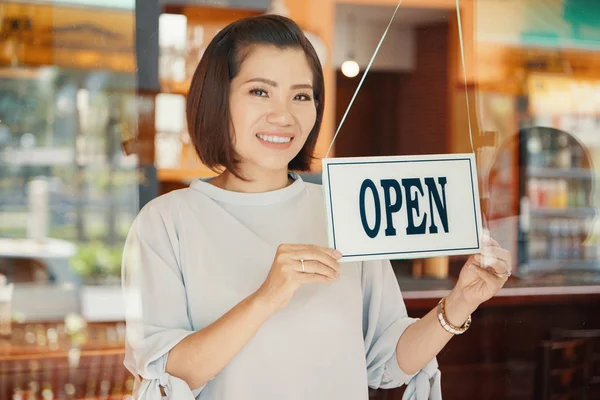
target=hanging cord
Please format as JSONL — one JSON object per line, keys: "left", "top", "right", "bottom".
{"left": 325, "top": 0, "right": 404, "bottom": 158}
{"left": 325, "top": 0, "right": 475, "bottom": 157}
{"left": 455, "top": 0, "right": 475, "bottom": 153}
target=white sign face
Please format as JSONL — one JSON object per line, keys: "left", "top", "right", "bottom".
{"left": 321, "top": 154, "right": 483, "bottom": 262}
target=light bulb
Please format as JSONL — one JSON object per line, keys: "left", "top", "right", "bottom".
{"left": 341, "top": 60, "right": 360, "bottom": 78}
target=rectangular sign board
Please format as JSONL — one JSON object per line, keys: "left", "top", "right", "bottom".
{"left": 322, "top": 154, "right": 483, "bottom": 262}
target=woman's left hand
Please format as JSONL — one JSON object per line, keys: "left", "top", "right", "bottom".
{"left": 453, "top": 234, "right": 512, "bottom": 311}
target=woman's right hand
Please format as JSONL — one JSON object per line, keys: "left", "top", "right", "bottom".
{"left": 254, "top": 244, "right": 343, "bottom": 313}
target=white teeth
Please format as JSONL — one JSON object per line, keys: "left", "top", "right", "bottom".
{"left": 257, "top": 134, "right": 292, "bottom": 143}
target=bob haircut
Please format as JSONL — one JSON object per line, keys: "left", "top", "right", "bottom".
{"left": 186, "top": 14, "right": 325, "bottom": 178}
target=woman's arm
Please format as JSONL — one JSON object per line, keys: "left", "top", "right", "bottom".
{"left": 167, "top": 244, "right": 341, "bottom": 389}
{"left": 166, "top": 292, "right": 273, "bottom": 389}
{"left": 396, "top": 238, "right": 511, "bottom": 375}
{"left": 395, "top": 288, "right": 475, "bottom": 375}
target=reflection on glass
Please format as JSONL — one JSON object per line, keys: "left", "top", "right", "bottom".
{"left": 0, "top": 1, "right": 139, "bottom": 397}
{"left": 1, "top": 68, "right": 139, "bottom": 286}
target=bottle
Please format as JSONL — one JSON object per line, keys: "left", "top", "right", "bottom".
{"left": 538, "top": 179, "right": 548, "bottom": 208}
{"left": 541, "top": 220, "right": 550, "bottom": 259}
{"left": 541, "top": 132, "right": 552, "bottom": 167}
{"left": 577, "top": 181, "right": 588, "bottom": 208}
{"left": 0, "top": 274, "right": 14, "bottom": 338}
{"left": 572, "top": 220, "right": 582, "bottom": 260}
{"left": 529, "top": 179, "right": 540, "bottom": 208}
{"left": 548, "top": 133, "right": 558, "bottom": 167}
{"left": 519, "top": 197, "right": 530, "bottom": 265}
{"left": 556, "top": 133, "right": 571, "bottom": 169}
{"left": 549, "top": 180, "right": 559, "bottom": 208}
{"left": 527, "top": 129, "right": 543, "bottom": 167}
{"left": 528, "top": 220, "right": 538, "bottom": 260}
{"left": 550, "top": 220, "right": 561, "bottom": 260}
{"left": 568, "top": 180, "right": 576, "bottom": 207}
{"left": 562, "top": 220, "right": 572, "bottom": 260}
{"left": 571, "top": 144, "right": 583, "bottom": 169}
{"left": 557, "top": 180, "right": 568, "bottom": 209}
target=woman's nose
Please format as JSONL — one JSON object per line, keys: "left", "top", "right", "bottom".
{"left": 266, "top": 106, "right": 294, "bottom": 127}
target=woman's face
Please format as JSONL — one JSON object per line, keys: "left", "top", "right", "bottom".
{"left": 228, "top": 44, "right": 317, "bottom": 176}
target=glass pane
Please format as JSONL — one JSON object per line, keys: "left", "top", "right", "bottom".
{"left": 0, "top": 1, "right": 138, "bottom": 397}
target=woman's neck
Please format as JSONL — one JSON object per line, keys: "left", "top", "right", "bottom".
{"left": 209, "top": 168, "right": 293, "bottom": 193}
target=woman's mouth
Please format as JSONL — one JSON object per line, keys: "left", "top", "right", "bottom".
{"left": 256, "top": 133, "right": 294, "bottom": 150}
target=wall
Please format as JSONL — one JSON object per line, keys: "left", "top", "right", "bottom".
{"left": 397, "top": 23, "right": 449, "bottom": 155}
{"left": 476, "top": 0, "right": 600, "bottom": 49}
{"left": 334, "top": 22, "right": 415, "bottom": 71}
{"left": 335, "top": 71, "right": 401, "bottom": 157}
{"left": 334, "top": 21, "right": 450, "bottom": 158}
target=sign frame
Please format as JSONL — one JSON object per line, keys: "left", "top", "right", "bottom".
{"left": 321, "top": 153, "right": 483, "bottom": 262}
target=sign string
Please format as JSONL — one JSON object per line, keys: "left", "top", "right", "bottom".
{"left": 324, "top": 0, "right": 404, "bottom": 158}
{"left": 455, "top": 0, "right": 475, "bottom": 154}
{"left": 325, "top": 0, "right": 475, "bottom": 158}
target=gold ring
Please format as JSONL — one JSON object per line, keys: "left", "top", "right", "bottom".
{"left": 493, "top": 270, "right": 512, "bottom": 278}
{"left": 300, "top": 259, "right": 305, "bottom": 273}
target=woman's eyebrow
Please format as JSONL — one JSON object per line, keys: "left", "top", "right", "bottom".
{"left": 244, "top": 77, "right": 313, "bottom": 90}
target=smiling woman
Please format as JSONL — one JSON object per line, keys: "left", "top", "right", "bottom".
{"left": 121, "top": 13, "right": 511, "bottom": 400}
{"left": 185, "top": 15, "right": 324, "bottom": 185}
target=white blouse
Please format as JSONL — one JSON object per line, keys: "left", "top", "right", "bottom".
{"left": 121, "top": 173, "right": 441, "bottom": 399}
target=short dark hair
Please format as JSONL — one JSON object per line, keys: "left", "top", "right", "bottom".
{"left": 186, "top": 14, "right": 325, "bottom": 179}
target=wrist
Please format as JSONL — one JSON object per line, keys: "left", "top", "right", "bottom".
{"left": 247, "top": 290, "right": 278, "bottom": 319}
{"left": 444, "top": 289, "right": 478, "bottom": 328}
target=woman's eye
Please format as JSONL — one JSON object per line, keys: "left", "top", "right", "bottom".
{"left": 294, "top": 93, "right": 312, "bottom": 101}
{"left": 249, "top": 88, "right": 268, "bottom": 97}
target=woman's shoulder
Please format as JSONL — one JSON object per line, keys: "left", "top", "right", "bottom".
{"left": 139, "top": 187, "right": 188, "bottom": 210}
{"left": 134, "top": 186, "right": 206, "bottom": 226}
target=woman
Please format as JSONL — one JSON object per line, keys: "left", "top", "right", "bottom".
{"left": 122, "top": 14, "right": 512, "bottom": 400}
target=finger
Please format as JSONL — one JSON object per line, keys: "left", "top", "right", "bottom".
{"left": 480, "top": 246, "right": 512, "bottom": 274}
{"left": 470, "top": 261, "right": 506, "bottom": 284}
{"left": 475, "top": 253, "right": 510, "bottom": 275}
{"left": 473, "top": 257, "right": 511, "bottom": 281}
{"left": 296, "top": 244, "right": 343, "bottom": 260}
{"left": 291, "top": 248, "right": 340, "bottom": 274}
{"left": 297, "top": 272, "right": 335, "bottom": 284}
{"left": 482, "top": 246, "right": 511, "bottom": 264}
{"left": 294, "top": 260, "right": 339, "bottom": 279}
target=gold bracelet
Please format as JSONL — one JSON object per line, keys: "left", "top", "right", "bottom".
{"left": 436, "top": 297, "right": 471, "bottom": 335}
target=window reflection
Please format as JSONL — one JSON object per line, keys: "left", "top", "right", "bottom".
{"left": 0, "top": 0, "right": 599, "bottom": 399}
{"left": 488, "top": 126, "right": 598, "bottom": 278}
{"left": 1, "top": 68, "right": 139, "bottom": 286}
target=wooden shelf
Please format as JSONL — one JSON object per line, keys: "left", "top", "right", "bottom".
{"left": 528, "top": 167, "right": 594, "bottom": 180}
{"left": 530, "top": 207, "right": 597, "bottom": 218}
{"left": 525, "top": 259, "right": 599, "bottom": 271}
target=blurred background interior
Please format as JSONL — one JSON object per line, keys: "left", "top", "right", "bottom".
{"left": 1, "top": 0, "right": 600, "bottom": 399}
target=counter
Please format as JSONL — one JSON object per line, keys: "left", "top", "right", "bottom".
{"left": 372, "top": 269, "right": 600, "bottom": 400}
{"left": 6, "top": 269, "right": 600, "bottom": 400}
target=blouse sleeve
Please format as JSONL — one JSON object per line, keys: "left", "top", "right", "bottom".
{"left": 121, "top": 202, "right": 205, "bottom": 399}
{"left": 361, "top": 259, "right": 441, "bottom": 395}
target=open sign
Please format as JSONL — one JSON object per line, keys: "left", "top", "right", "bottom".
{"left": 322, "top": 154, "right": 483, "bottom": 262}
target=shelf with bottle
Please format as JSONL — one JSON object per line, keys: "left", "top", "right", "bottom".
{"left": 528, "top": 167, "right": 594, "bottom": 180}
{"left": 527, "top": 177, "right": 592, "bottom": 212}
{"left": 523, "top": 259, "right": 600, "bottom": 273}
{"left": 529, "top": 207, "right": 597, "bottom": 218}
{"left": 526, "top": 128, "right": 587, "bottom": 170}
{"left": 0, "top": 321, "right": 127, "bottom": 361}
{"left": 1, "top": 320, "right": 133, "bottom": 399}
{"left": 527, "top": 218, "right": 597, "bottom": 263}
